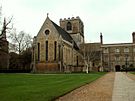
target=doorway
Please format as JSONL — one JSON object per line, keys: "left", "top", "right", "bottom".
{"left": 115, "top": 65, "right": 121, "bottom": 72}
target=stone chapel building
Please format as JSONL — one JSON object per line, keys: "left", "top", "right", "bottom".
{"left": 32, "top": 15, "right": 85, "bottom": 73}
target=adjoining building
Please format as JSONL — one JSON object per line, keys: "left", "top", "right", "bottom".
{"left": 101, "top": 32, "right": 135, "bottom": 71}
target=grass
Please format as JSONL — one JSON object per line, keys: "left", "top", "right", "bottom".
{"left": 130, "top": 72, "right": 135, "bottom": 75}
{"left": 0, "top": 72, "right": 106, "bottom": 101}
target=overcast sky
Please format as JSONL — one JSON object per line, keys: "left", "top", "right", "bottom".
{"left": 1, "top": 0, "right": 135, "bottom": 43}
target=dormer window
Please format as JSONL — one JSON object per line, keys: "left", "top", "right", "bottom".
{"left": 67, "top": 22, "right": 72, "bottom": 31}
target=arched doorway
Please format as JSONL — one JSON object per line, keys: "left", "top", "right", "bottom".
{"left": 115, "top": 65, "right": 121, "bottom": 72}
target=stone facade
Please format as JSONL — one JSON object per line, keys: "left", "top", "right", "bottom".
{"left": 32, "top": 15, "right": 135, "bottom": 73}
{"left": 32, "top": 16, "right": 84, "bottom": 73}
{"left": 101, "top": 32, "right": 135, "bottom": 71}
{"left": 101, "top": 43, "right": 135, "bottom": 71}
{"left": 60, "top": 17, "right": 84, "bottom": 46}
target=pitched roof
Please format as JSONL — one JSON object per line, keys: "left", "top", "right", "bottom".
{"left": 50, "top": 20, "right": 79, "bottom": 50}
{"left": 0, "top": 33, "right": 3, "bottom": 39}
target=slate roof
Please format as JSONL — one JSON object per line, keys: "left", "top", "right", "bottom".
{"left": 51, "top": 20, "right": 79, "bottom": 50}
{"left": 0, "top": 33, "right": 3, "bottom": 39}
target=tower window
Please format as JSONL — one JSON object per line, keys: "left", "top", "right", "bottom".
{"left": 67, "top": 22, "right": 72, "bottom": 31}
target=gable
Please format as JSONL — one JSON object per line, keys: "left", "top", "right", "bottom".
{"left": 37, "top": 17, "right": 59, "bottom": 39}
{"left": 36, "top": 16, "right": 79, "bottom": 50}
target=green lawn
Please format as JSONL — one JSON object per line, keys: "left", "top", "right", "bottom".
{"left": 0, "top": 72, "right": 106, "bottom": 101}
{"left": 131, "top": 72, "right": 135, "bottom": 74}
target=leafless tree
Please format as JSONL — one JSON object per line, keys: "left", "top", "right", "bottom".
{"left": 0, "top": 6, "right": 13, "bottom": 39}
{"left": 82, "top": 43, "right": 101, "bottom": 72}
{"left": 85, "top": 50, "right": 101, "bottom": 70}
{"left": 9, "top": 30, "right": 32, "bottom": 54}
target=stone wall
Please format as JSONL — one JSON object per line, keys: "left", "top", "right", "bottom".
{"left": 102, "top": 44, "right": 135, "bottom": 71}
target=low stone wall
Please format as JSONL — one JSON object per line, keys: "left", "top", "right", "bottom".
{"left": 64, "top": 66, "right": 84, "bottom": 73}
{"left": 35, "top": 63, "right": 84, "bottom": 73}
{"left": 36, "top": 63, "right": 60, "bottom": 73}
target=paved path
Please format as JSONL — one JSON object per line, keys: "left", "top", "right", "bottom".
{"left": 112, "top": 72, "right": 135, "bottom": 101}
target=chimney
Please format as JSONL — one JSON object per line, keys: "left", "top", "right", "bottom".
{"left": 132, "top": 32, "right": 135, "bottom": 43}
{"left": 100, "top": 32, "right": 103, "bottom": 44}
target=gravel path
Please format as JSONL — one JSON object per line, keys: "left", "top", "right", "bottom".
{"left": 56, "top": 72, "right": 115, "bottom": 101}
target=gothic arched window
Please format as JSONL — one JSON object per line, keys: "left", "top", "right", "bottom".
{"left": 37, "top": 43, "right": 40, "bottom": 61}
{"left": 46, "top": 41, "right": 48, "bottom": 61}
{"left": 67, "top": 22, "right": 72, "bottom": 31}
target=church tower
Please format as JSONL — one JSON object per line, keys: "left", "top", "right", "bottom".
{"left": 59, "top": 16, "right": 84, "bottom": 46}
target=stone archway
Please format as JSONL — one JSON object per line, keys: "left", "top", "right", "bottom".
{"left": 115, "top": 65, "right": 121, "bottom": 72}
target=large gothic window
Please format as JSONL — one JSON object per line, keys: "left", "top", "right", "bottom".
{"left": 76, "top": 56, "right": 78, "bottom": 67}
{"left": 67, "top": 22, "right": 72, "bottom": 31}
{"left": 37, "top": 43, "right": 40, "bottom": 61}
{"left": 54, "top": 41, "right": 57, "bottom": 61}
{"left": 46, "top": 41, "right": 48, "bottom": 61}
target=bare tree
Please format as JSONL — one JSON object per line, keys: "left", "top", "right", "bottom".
{"left": 0, "top": 6, "right": 13, "bottom": 40}
{"left": 1, "top": 17, "right": 12, "bottom": 35}
{"left": 85, "top": 50, "right": 101, "bottom": 71}
{"left": 81, "top": 43, "right": 101, "bottom": 72}
{"left": 9, "top": 30, "right": 32, "bottom": 54}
